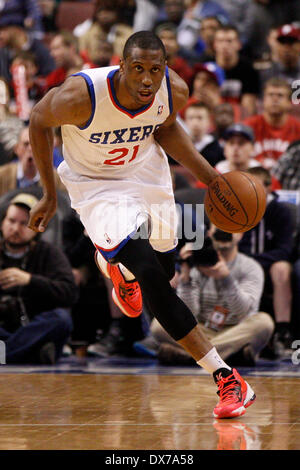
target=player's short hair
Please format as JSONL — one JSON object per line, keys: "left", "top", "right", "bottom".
{"left": 247, "top": 166, "right": 272, "bottom": 186}
{"left": 123, "top": 31, "right": 166, "bottom": 60}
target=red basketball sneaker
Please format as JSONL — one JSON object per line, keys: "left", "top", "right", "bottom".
{"left": 213, "top": 368, "right": 256, "bottom": 419}
{"left": 95, "top": 251, "right": 142, "bottom": 318}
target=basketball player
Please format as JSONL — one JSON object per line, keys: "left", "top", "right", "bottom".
{"left": 28, "top": 31, "right": 256, "bottom": 419}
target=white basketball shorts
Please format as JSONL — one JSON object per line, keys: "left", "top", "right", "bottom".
{"left": 58, "top": 148, "right": 178, "bottom": 260}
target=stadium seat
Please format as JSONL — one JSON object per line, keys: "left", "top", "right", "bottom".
{"left": 56, "top": 1, "right": 95, "bottom": 32}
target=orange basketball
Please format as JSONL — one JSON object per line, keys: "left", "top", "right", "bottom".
{"left": 204, "top": 171, "right": 267, "bottom": 233}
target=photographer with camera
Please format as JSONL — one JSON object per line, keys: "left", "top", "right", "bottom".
{"left": 142, "top": 226, "right": 274, "bottom": 366}
{"left": 0, "top": 193, "right": 76, "bottom": 364}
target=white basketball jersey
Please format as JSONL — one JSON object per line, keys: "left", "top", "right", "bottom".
{"left": 61, "top": 65, "right": 173, "bottom": 178}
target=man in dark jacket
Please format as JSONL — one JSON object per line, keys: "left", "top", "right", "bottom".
{"left": 0, "top": 193, "right": 76, "bottom": 364}
{"left": 239, "top": 166, "right": 294, "bottom": 358}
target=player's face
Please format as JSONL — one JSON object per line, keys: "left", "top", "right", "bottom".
{"left": 120, "top": 48, "right": 166, "bottom": 106}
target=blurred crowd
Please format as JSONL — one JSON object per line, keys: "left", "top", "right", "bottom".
{"left": 0, "top": 0, "right": 300, "bottom": 366}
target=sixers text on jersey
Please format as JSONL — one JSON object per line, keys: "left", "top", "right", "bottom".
{"left": 88, "top": 124, "right": 162, "bottom": 145}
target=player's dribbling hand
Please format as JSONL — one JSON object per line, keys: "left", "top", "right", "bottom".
{"left": 27, "top": 196, "right": 57, "bottom": 232}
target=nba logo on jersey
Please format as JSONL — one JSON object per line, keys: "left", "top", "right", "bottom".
{"left": 104, "top": 233, "right": 112, "bottom": 244}
{"left": 157, "top": 105, "right": 164, "bottom": 115}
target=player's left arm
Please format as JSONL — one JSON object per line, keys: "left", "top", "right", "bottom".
{"left": 154, "top": 69, "right": 218, "bottom": 186}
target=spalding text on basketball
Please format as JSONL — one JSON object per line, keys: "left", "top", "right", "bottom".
{"left": 211, "top": 181, "right": 239, "bottom": 217}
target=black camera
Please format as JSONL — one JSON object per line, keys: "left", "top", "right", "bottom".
{"left": 212, "top": 229, "right": 233, "bottom": 242}
{"left": 192, "top": 236, "right": 219, "bottom": 267}
{"left": 178, "top": 230, "right": 233, "bottom": 268}
{"left": 185, "top": 230, "right": 233, "bottom": 267}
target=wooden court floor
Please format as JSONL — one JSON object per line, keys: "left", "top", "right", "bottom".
{"left": 0, "top": 372, "right": 299, "bottom": 450}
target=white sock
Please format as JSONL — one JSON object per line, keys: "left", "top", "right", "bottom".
{"left": 197, "top": 347, "right": 231, "bottom": 374}
{"left": 118, "top": 263, "right": 136, "bottom": 281}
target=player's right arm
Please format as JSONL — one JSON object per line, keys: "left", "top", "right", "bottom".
{"left": 28, "top": 76, "right": 91, "bottom": 232}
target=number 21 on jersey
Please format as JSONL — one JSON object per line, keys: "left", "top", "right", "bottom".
{"left": 103, "top": 145, "right": 139, "bottom": 165}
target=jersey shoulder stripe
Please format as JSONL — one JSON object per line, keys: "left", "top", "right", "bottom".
{"left": 165, "top": 66, "right": 173, "bottom": 114}
{"left": 73, "top": 72, "right": 96, "bottom": 130}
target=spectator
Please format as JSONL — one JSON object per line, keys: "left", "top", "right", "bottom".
{"left": 133, "top": 0, "right": 161, "bottom": 31}
{"left": 155, "top": 23, "right": 194, "bottom": 88}
{"left": 197, "top": 15, "right": 222, "bottom": 62}
{"left": 179, "top": 62, "right": 241, "bottom": 122}
{"left": 0, "top": 25, "right": 55, "bottom": 83}
{"left": 184, "top": 102, "right": 224, "bottom": 166}
{"left": 0, "top": 124, "right": 66, "bottom": 197}
{"left": 0, "top": 0, "right": 44, "bottom": 40}
{"left": 0, "top": 193, "right": 75, "bottom": 364}
{"left": 213, "top": 25, "right": 260, "bottom": 117}
{"left": 62, "top": 209, "right": 113, "bottom": 353}
{"left": 198, "top": 122, "right": 281, "bottom": 190}
{"left": 38, "top": 0, "right": 59, "bottom": 33}
{"left": 272, "top": 140, "right": 300, "bottom": 190}
{"left": 243, "top": 0, "right": 300, "bottom": 60}
{"left": 0, "top": 77, "right": 24, "bottom": 166}
{"left": 176, "top": 1, "right": 229, "bottom": 54}
{"left": 179, "top": 61, "right": 226, "bottom": 117}
{"left": 259, "top": 24, "right": 300, "bottom": 88}
{"left": 155, "top": 0, "right": 186, "bottom": 28}
{"left": 83, "top": 39, "right": 114, "bottom": 69}
{"left": 116, "top": 0, "right": 137, "bottom": 28}
{"left": 136, "top": 226, "right": 273, "bottom": 367}
{"left": 11, "top": 51, "right": 44, "bottom": 114}
{"left": 215, "top": 123, "right": 259, "bottom": 173}
{"left": 77, "top": 1, "right": 133, "bottom": 66}
{"left": 239, "top": 166, "right": 294, "bottom": 358}
{"left": 212, "top": 102, "right": 234, "bottom": 140}
{"left": 44, "top": 31, "right": 94, "bottom": 92}
{"left": 217, "top": 0, "right": 252, "bottom": 45}
{"left": 262, "top": 25, "right": 281, "bottom": 63}
{"left": 244, "top": 78, "right": 300, "bottom": 170}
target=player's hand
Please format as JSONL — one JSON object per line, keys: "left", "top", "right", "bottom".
{"left": 28, "top": 196, "right": 57, "bottom": 233}
{"left": 0, "top": 268, "right": 31, "bottom": 289}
